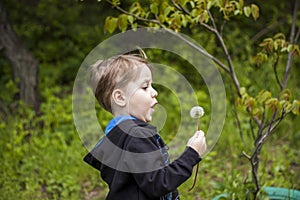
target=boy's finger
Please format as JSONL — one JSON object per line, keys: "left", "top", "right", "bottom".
{"left": 195, "top": 130, "right": 204, "bottom": 137}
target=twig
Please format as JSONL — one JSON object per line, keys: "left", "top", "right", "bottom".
{"left": 295, "top": 27, "right": 300, "bottom": 43}
{"left": 263, "top": 109, "right": 286, "bottom": 132}
{"left": 246, "top": 107, "right": 261, "bottom": 127}
{"left": 171, "top": 0, "right": 190, "bottom": 15}
{"left": 242, "top": 151, "right": 251, "bottom": 160}
{"left": 255, "top": 110, "right": 277, "bottom": 154}
{"left": 207, "top": 9, "right": 218, "bottom": 32}
{"left": 220, "top": 20, "right": 226, "bottom": 37}
{"left": 232, "top": 20, "right": 286, "bottom": 58}
{"left": 269, "top": 114, "right": 284, "bottom": 133}
{"left": 249, "top": 118, "right": 256, "bottom": 141}
{"left": 188, "top": 163, "right": 199, "bottom": 191}
{"left": 272, "top": 55, "right": 283, "bottom": 89}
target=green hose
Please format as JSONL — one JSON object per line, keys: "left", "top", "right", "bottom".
{"left": 212, "top": 187, "right": 300, "bottom": 200}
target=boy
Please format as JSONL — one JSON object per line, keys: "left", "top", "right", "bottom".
{"left": 84, "top": 54, "right": 207, "bottom": 200}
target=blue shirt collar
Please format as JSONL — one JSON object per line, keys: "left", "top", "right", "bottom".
{"left": 105, "top": 115, "right": 136, "bottom": 134}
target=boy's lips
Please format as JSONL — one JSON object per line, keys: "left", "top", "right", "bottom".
{"left": 151, "top": 101, "right": 158, "bottom": 109}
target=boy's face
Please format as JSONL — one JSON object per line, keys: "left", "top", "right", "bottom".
{"left": 124, "top": 64, "right": 158, "bottom": 122}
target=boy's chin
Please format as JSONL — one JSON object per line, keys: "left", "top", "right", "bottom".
{"left": 134, "top": 114, "right": 152, "bottom": 123}
{"left": 144, "top": 117, "right": 152, "bottom": 123}
{"left": 146, "top": 115, "right": 153, "bottom": 122}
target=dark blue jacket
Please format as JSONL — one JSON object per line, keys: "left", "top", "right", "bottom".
{"left": 84, "top": 119, "right": 201, "bottom": 200}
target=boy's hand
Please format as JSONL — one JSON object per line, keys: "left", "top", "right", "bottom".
{"left": 187, "top": 130, "right": 207, "bottom": 157}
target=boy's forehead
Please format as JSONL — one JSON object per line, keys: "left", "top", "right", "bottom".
{"left": 127, "top": 65, "right": 152, "bottom": 85}
{"left": 137, "top": 65, "right": 152, "bottom": 79}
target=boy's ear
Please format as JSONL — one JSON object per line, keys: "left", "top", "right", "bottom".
{"left": 112, "top": 89, "right": 126, "bottom": 107}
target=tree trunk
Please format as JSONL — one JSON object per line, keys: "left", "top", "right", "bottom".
{"left": 0, "top": 1, "right": 40, "bottom": 112}
{"left": 251, "top": 150, "right": 261, "bottom": 199}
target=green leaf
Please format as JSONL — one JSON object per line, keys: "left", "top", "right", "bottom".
{"left": 130, "top": 22, "right": 137, "bottom": 30}
{"left": 292, "top": 100, "right": 300, "bottom": 115}
{"left": 160, "top": 1, "right": 172, "bottom": 18}
{"left": 130, "top": 2, "right": 143, "bottom": 16}
{"left": 293, "top": 45, "right": 300, "bottom": 56}
{"left": 178, "top": 0, "right": 188, "bottom": 7}
{"left": 287, "top": 44, "right": 294, "bottom": 52}
{"left": 244, "top": 97, "right": 256, "bottom": 109}
{"left": 104, "top": 16, "right": 118, "bottom": 33}
{"left": 216, "top": 0, "right": 226, "bottom": 7}
{"left": 174, "top": 12, "right": 181, "bottom": 25}
{"left": 207, "top": 1, "right": 214, "bottom": 9}
{"left": 234, "top": 10, "right": 240, "bottom": 15}
{"left": 239, "top": 87, "right": 247, "bottom": 95}
{"left": 252, "top": 107, "right": 263, "bottom": 118}
{"left": 254, "top": 52, "right": 268, "bottom": 65}
{"left": 274, "top": 33, "right": 286, "bottom": 40}
{"left": 259, "top": 38, "right": 273, "bottom": 47}
{"left": 288, "top": 45, "right": 300, "bottom": 56}
{"left": 279, "top": 89, "right": 292, "bottom": 101}
{"left": 239, "top": 0, "right": 244, "bottom": 8}
{"left": 191, "top": 9, "right": 198, "bottom": 18}
{"left": 199, "top": 10, "right": 209, "bottom": 23}
{"left": 118, "top": 14, "right": 128, "bottom": 32}
{"left": 251, "top": 4, "right": 259, "bottom": 20}
{"left": 164, "top": 6, "right": 171, "bottom": 17}
{"left": 280, "top": 100, "right": 292, "bottom": 112}
{"left": 158, "top": 14, "right": 165, "bottom": 23}
{"left": 150, "top": 3, "right": 159, "bottom": 15}
{"left": 181, "top": 14, "right": 188, "bottom": 27}
{"left": 127, "top": 15, "right": 134, "bottom": 24}
{"left": 111, "top": 0, "right": 120, "bottom": 6}
{"left": 257, "top": 90, "right": 272, "bottom": 103}
{"left": 190, "top": 1, "right": 195, "bottom": 8}
{"left": 265, "top": 98, "right": 280, "bottom": 112}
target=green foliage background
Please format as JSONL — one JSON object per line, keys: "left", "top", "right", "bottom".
{"left": 0, "top": 0, "right": 299, "bottom": 199}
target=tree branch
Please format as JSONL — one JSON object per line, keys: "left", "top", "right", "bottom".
{"left": 255, "top": 110, "right": 278, "bottom": 154}
{"left": 257, "top": 106, "right": 266, "bottom": 138}
{"left": 0, "top": 1, "right": 40, "bottom": 112}
{"left": 203, "top": 10, "right": 241, "bottom": 95}
{"left": 105, "top": 0, "right": 231, "bottom": 74}
{"left": 281, "top": 0, "right": 298, "bottom": 90}
{"left": 269, "top": 112, "right": 285, "bottom": 133}
{"left": 164, "top": 28, "right": 231, "bottom": 73}
{"left": 250, "top": 21, "right": 285, "bottom": 43}
{"left": 230, "top": 82, "right": 250, "bottom": 150}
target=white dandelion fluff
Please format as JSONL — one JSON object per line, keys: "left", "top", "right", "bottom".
{"left": 190, "top": 106, "right": 205, "bottom": 118}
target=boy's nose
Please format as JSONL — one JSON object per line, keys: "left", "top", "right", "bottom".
{"left": 151, "top": 87, "right": 158, "bottom": 98}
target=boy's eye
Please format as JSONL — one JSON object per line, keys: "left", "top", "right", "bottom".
{"left": 142, "top": 84, "right": 150, "bottom": 90}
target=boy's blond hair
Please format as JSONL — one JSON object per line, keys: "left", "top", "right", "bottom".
{"left": 89, "top": 54, "right": 151, "bottom": 113}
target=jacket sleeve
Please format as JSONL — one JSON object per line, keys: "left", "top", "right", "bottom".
{"left": 123, "top": 132, "right": 201, "bottom": 198}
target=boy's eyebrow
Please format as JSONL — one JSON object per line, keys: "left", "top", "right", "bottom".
{"left": 140, "top": 79, "right": 151, "bottom": 84}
